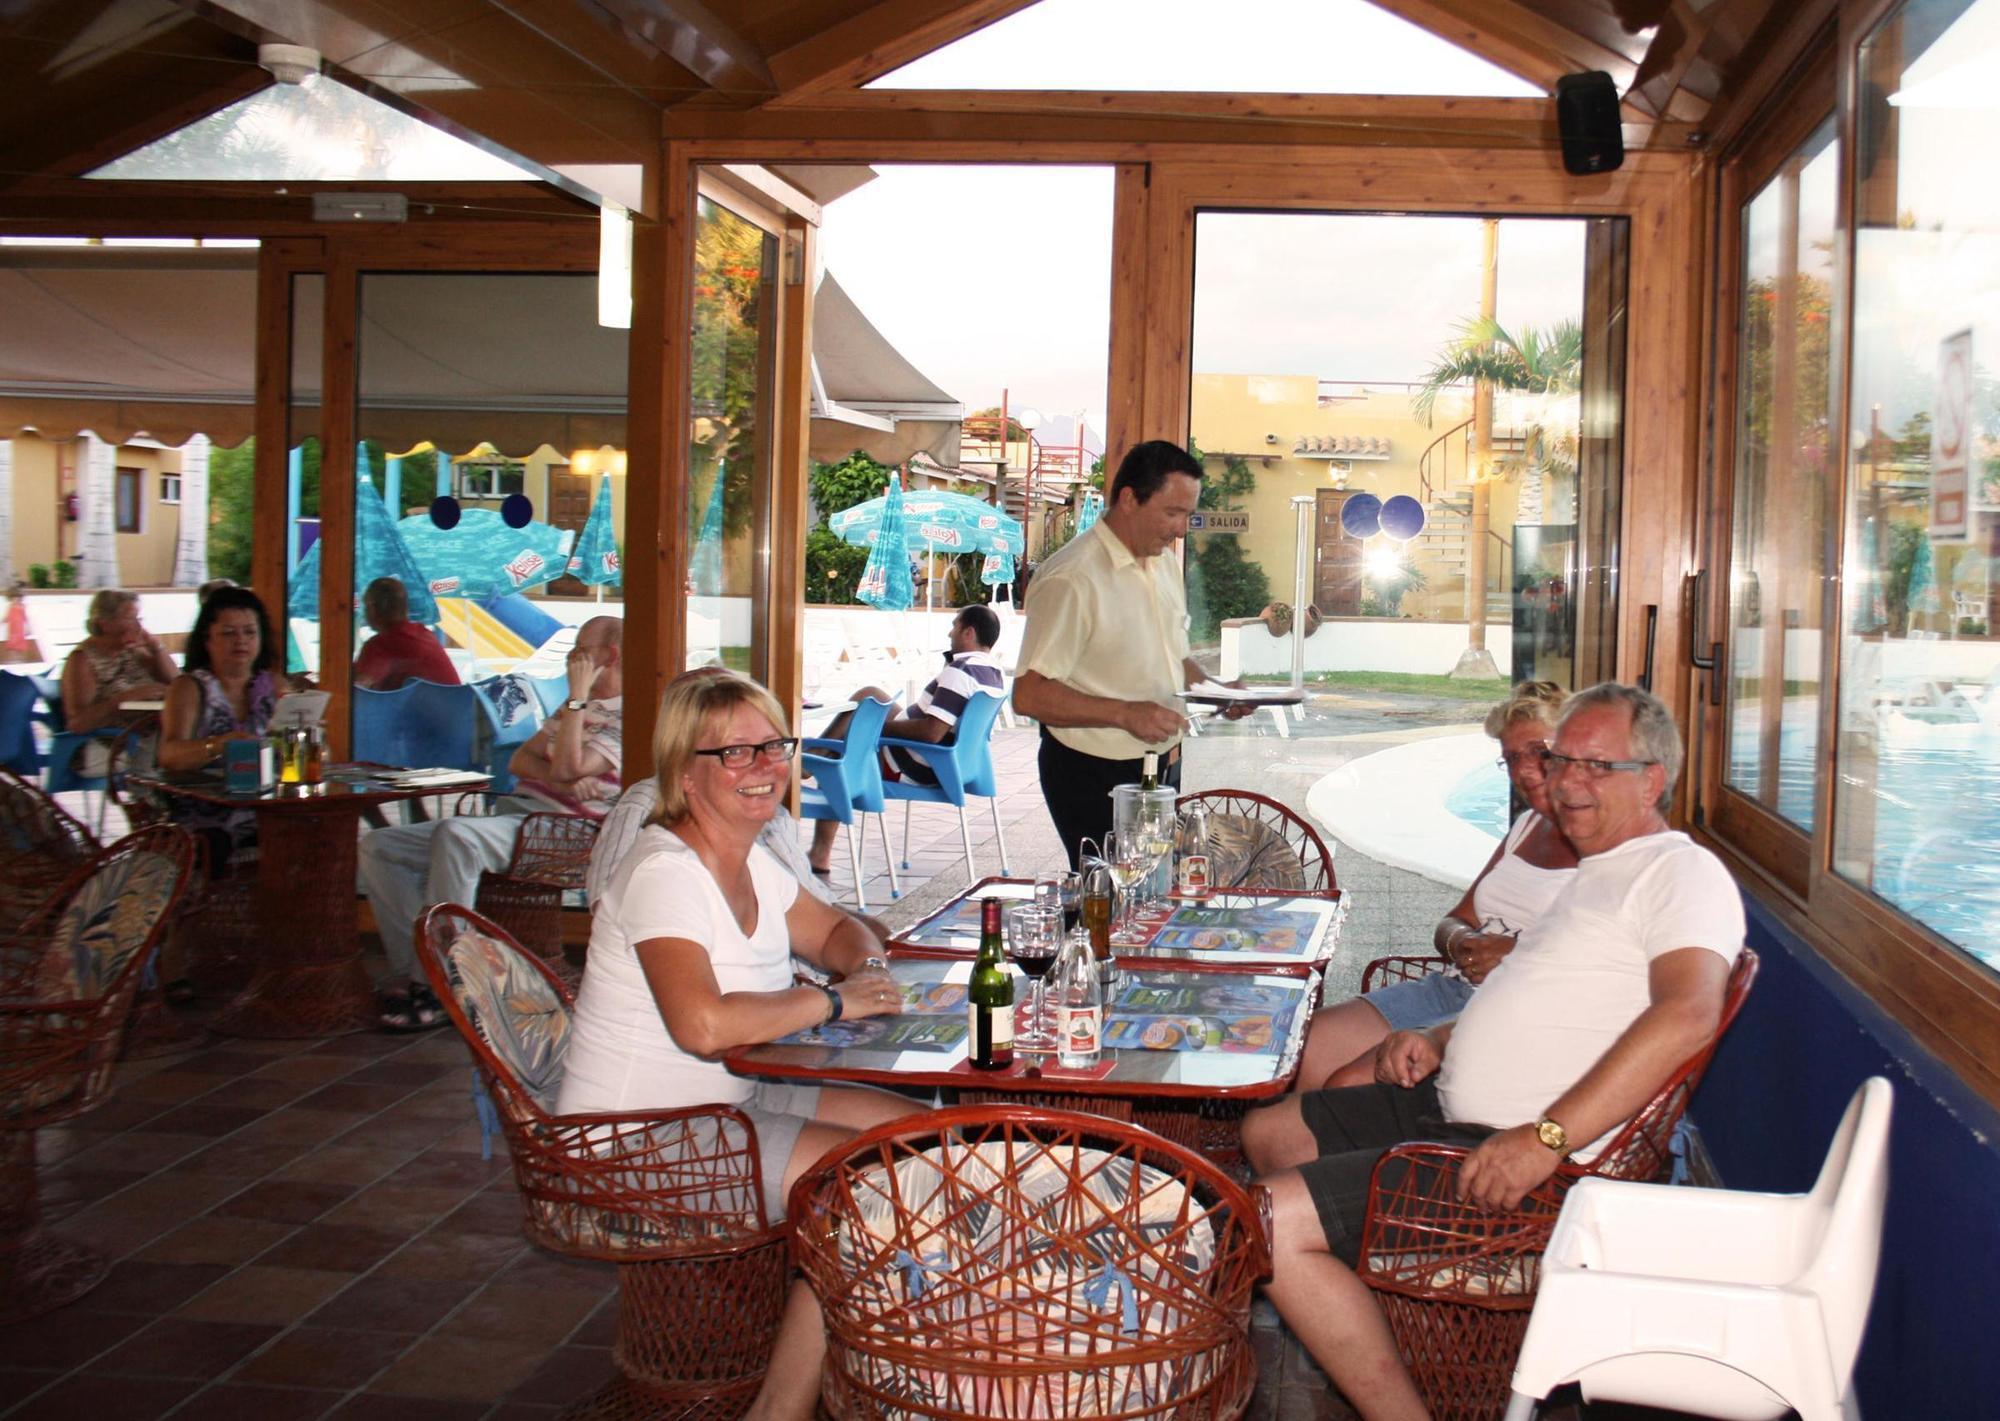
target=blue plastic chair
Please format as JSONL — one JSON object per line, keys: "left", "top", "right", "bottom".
{"left": 468, "top": 674, "right": 550, "bottom": 796}
{"left": 0, "top": 670, "right": 50, "bottom": 774}
{"left": 880, "top": 689, "right": 1011, "bottom": 891}
{"left": 353, "top": 679, "right": 478, "bottom": 771}
{"left": 798, "top": 695, "right": 896, "bottom": 910}
{"left": 528, "top": 673, "right": 569, "bottom": 717}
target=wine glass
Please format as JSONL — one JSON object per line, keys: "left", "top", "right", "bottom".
{"left": 1105, "top": 829, "right": 1152, "bottom": 943}
{"left": 1136, "top": 804, "right": 1177, "bottom": 907}
{"left": 1005, "top": 904, "right": 1062, "bottom": 1051}
{"left": 1055, "top": 870, "right": 1083, "bottom": 933}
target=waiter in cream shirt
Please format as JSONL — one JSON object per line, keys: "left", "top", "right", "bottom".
{"left": 1015, "top": 439, "right": 1248, "bottom": 866}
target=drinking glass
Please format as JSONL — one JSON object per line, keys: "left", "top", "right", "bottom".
{"left": 1055, "top": 871, "right": 1083, "bottom": 932}
{"left": 1105, "top": 829, "right": 1152, "bottom": 943}
{"left": 1136, "top": 804, "right": 1176, "bottom": 908}
{"left": 1005, "top": 904, "right": 1062, "bottom": 1051}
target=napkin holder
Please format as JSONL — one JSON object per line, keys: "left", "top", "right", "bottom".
{"left": 224, "top": 738, "right": 273, "bottom": 793}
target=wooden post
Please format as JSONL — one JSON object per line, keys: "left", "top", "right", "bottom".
{"left": 317, "top": 254, "right": 358, "bottom": 758}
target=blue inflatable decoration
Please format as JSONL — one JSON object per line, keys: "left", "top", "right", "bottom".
{"left": 1339, "top": 492, "right": 1382, "bottom": 538}
{"left": 429, "top": 495, "right": 462, "bottom": 530}
{"left": 500, "top": 493, "right": 534, "bottom": 529}
{"left": 1380, "top": 494, "right": 1426, "bottom": 541}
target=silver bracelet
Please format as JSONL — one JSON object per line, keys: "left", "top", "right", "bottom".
{"left": 1435, "top": 919, "right": 1474, "bottom": 956}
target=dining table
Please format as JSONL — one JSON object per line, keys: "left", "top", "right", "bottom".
{"left": 129, "top": 763, "right": 490, "bottom": 1038}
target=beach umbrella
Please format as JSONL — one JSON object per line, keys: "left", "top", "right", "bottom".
{"left": 854, "top": 476, "right": 915, "bottom": 612}
{"left": 1075, "top": 488, "right": 1104, "bottom": 535}
{"left": 831, "top": 487, "right": 1023, "bottom": 558}
{"left": 1854, "top": 517, "right": 1888, "bottom": 633}
{"left": 286, "top": 473, "right": 438, "bottom": 624}
{"left": 565, "top": 476, "right": 622, "bottom": 591}
{"left": 1908, "top": 529, "right": 1940, "bottom": 617}
{"left": 688, "top": 463, "right": 726, "bottom": 597}
{"left": 981, "top": 551, "right": 1016, "bottom": 586}
{"left": 395, "top": 508, "right": 572, "bottom": 600}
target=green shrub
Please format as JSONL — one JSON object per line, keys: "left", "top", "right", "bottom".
{"left": 50, "top": 561, "right": 76, "bottom": 589}
{"left": 1186, "top": 535, "right": 1270, "bottom": 644}
{"left": 804, "top": 525, "right": 870, "bottom": 604}
{"left": 26, "top": 564, "right": 49, "bottom": 589}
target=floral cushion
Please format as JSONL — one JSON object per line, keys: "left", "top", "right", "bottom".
{"left": 442, "top": 927, "right": 570, "bottom": 1112}
{"left": 1204, "top": 812, "right": 1308, "bottom": 891}
{"left": 35, "top": 843, "right": 182, "bottom": 1001}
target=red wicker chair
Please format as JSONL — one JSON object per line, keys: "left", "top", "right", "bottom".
{"left": 473, "top": 811, "right": 599, "bottom": 987}
{"left": 1354, "top": 948, "right": 1760, "bottom": 1421}
{"left": 417, "top": 903, "right": 788, "bottom": 1421}
{"left": 1, "top": 826, "right": 195, "bottom": 1321}
{"left": 1177, "top": 789, "right": 1336, "bottom": 893}
{"left": 1359, "top": 954, "right": 1450, "bottom": 994}
{"left": 789, "top": 1105, "right": 1271, "bottom": 1421}
{"left": 0, "top": 768, "right": 99, "bottom": 935}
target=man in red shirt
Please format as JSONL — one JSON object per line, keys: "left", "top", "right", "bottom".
{"left": 353, "top": 576, "right": 460, "bottom": 691}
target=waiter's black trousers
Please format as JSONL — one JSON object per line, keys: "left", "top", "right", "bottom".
{"left": 1037, "top": 727, "right": 1183, "bottom": 870}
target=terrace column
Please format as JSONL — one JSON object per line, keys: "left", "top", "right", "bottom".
{"left": 171, "top": 434, "right": 210, "bottom": 587}
{"left": 78, "top": 432, "right": 120, "bottom": 589}
{"left": 0, "top": 439, "right": 13, "bottom": 586}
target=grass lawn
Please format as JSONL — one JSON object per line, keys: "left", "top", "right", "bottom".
{"left": 1246, "top": 670, "right": 1509, "bottom": 701}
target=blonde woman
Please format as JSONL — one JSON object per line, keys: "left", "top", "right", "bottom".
{"left": 59, "top": 589, "right": 177, "bottom": 773}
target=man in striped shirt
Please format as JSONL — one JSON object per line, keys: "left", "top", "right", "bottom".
{"left": 807, "top": 603, "right": 1007, "bottom": 876}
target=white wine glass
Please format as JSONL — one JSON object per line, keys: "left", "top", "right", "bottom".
{"left": 1105, "top": 828, "right": 1152, "bottom": 943}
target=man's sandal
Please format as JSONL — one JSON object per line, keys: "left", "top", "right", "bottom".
{"left": 380, "top": 984, "right": 448, "bottom": 1033}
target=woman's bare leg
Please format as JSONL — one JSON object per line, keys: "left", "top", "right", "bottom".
{"left": 1292, "top": 998, "right": 1393, "bottom": 1093}
{"left": 743, "top": 1281, "right": 826, "bottom": 1421}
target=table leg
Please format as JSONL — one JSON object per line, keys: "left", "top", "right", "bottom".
{"left": 209, "top": 806, "right": 377, "bottom": 1038}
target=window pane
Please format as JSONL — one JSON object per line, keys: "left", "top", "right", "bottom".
{"left": 1837, "top": 0, "right": 2000, "bottom": 966}
{"left": 688, "top": 197, "right": 776, "bottom": 674}
{"left": 1725, "top": 117, "right": 1837, "bottom": 828}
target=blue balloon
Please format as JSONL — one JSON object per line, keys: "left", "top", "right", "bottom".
{"left": 1340, "top": 492, "right": 1382, "bottom": 538}
{"left": 500, "top": 493, "right": 534, "bottom": 529}
{"left": 1380, "top": 494, "right": 1426, "bottom": 541}
{"left": 429, "top": 496, "right": 462, "bottom": 530}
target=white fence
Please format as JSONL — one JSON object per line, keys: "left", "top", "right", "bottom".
{"left": 1221, "top": 616, "right": 1515, "bottom": 680}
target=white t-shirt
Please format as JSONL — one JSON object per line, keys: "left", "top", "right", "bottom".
{"left": 556, "top": 825, "right": 800, "bottom": 1115}
{"left": 1471, "top": 810, "right": 1575, "bottom": 934}
{"left": 1437, "top": 830, "right": 1743, "bottom": 1152}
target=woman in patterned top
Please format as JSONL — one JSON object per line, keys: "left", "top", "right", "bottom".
{"left": 58, "top": 590, "right": 178, "bottom": 774}
{"left": 157, "top": 587, "right": 285, "bottom": 863}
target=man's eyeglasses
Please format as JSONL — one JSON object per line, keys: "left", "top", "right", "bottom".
{"left": 1495, "top": 743, "right": 1550, "bottom": 772}
{"left": 693, "top": 738, "right": 799, "bottom": 769}
{"left": 1539, "top": 748, "right": 1657, "bottom": 779}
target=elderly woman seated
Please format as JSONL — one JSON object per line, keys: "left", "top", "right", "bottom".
{"left": 58, "top": 589, "right": 178, "bottom": 775}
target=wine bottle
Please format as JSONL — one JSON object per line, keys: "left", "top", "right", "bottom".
{"left": 1055, "top": 928, "right": 1103, "bottom": 1069}
{"left": 1139, "top": 749, "right": 1159, "bottom": 792}
{"left": 968, "top": 896, "right": 1014, "bottom": 1070}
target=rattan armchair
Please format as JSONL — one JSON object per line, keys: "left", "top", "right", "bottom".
{"left": 0, "top": 768, "right": 98, "bottom": 935}
{"left": 472, "top": 811, "right": 598, "bottom": 988}
{"left": 1, "top": 826, "right": 194, "bottom": 1321}
{"left": 417, "top": 903, "right": 788, "bottom": 1421}
{"left": 1354, "top": 948, "right": 1760, "bottom": 1421}
{"left": 789, "top": 1105, "right": 1272, "bottom": 1421}
{"left": 1359, "top": 954, "right": 1450, "bottom": 994}
{"left": 1177, "top": 788, "right": 1336, "bottom": 893}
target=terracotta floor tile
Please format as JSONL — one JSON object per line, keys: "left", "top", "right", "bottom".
{"left": 212, "top": 1179, "right": 357, "bottom": 1225}
{"left": 198, "top": 1076, "right": 319, "bottom": 1111}
{"left": 323, "top": 1394, "right": 490, "bottom": 1421}
{"left": 94, "top": 1318, "right": 282, "bottom": 1381}
{"left": 340, "top": 1060, "right": 455, "bottom": 1089}
{"left": 39, "top": 1167, "right": 150, "bottom": 1215}
{"left": 2, "top": 1372, "right": 200, "bottom": 1421}
{"left": 483, "top": 1405, "right": 564, "bottom": 1421}
{"left": 250, "top": 1055, "right": 364, "bottom": 1085}
{"left": 372, "top": 1230, "right": 523, "bottom": 1283}
{"left": 173, "top": 1139, "right": 296, "bottom": 1178}
{"left": 327, "top": 1116, "right": 453, "bottom": 1151}
{"left": 89, "top": 1171, "right": 244, "bottom": 1221}
{"left": 306, "top": 1034, "right": 408, "bottom": 1060}
{"left": 175, "top": 1265, "right": 354, "bottom": 1325}
{"left": 381, "top": 1151, "right": 507, "bottom": 1192}
{"left": 319, "top": 1184, "right": 471, "bottom": 1231}
{"left": 293, "top": 1082, "right": 422, "bottom": 1115}
{"left": 134, "top": 1216, "right": 297, "bottom": 1267}
{"left": 170, "top": 1050, "right": 280, "bottom": 1077}
{"left": 0, "top": 1306, "right": 150, "bottom": 1370}
{"left": 494, "top": 1246, "right": 616, "bottom": 1291}
{"left": 257, "top": 1223, "right": 409, "bottom": 1274}
{"left": 305, "top": 1276, "right": 477, "bottom": 1333}
{"left": 138, "top": 1103, "right": 268, "bottom": 1138}
{"left": 62, "top": 1130, "right": 212, "bottom": 1174}
{"left": 228, "top": 1110, "right": 363, "bottom": 1152}
{"left": 34, "top": 1124, "right": 119, "bottom": 1166}
{"left": 163, "top": 1382, "right": 345, "bottom": 1421}
{"left": 504, "top": 1344, "right": 617, "bottom": 1406}
{"left": 229, "top": 1326, "right": 415, "bottom": 1391}
{"left": 430, "top": 1191, "right": 524, "bottom": 1236}
{"left": 568, "top": 1297, "right": 617, "bottom": 1348}
{"left": 435, "top": 1282, "right": 605, "bottom": 1346}
{"left": 77, "top": 1098, "right": 171, "bottom": 1132}
{"left": 66, "top": 1260, "right": 229, "bottom": 1315}
{"left": 367, "top": 1334, "right": 544, "bottom": 1403}
{"left": 272, "top": 1144, "right": 424, "bottom": 1186}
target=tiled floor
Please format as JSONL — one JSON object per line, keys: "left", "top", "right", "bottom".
{"left": 11, "top": 695, "right": 1585, "bottom": 1421}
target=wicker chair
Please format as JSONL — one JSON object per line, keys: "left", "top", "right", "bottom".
{"left": 1359, "top": 954, "right": 1450, "bottom": 994}
{"left": 1354, "top": 948, "right": 1760, "bottom": 1421}
{"left": 417, "top": 903, "right": 789, "bottom": 1421}
{"left": 1, "top": 826, "right": 195, "bottom": 1321}
{"left": 473, "top": 811, "right": 598, "bottom": 987}
{"left": 1177, "top": 789, "right": 1335, "bottom": 893}
{"left": 0, "top": 768, "right": 99, "bottom": 935}
{"left": 789, "top": 1105, "right": 1271, "bottom": 1421}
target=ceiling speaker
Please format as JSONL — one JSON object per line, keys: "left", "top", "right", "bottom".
{"left": 1555, "top": 71, "right": 1624, "bottom": 176}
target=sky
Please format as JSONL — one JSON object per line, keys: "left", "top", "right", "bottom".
{"left": 813, "top": 0, "right": 1585, "bottom": 442}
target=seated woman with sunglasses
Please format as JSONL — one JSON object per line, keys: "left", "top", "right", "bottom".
{"left": 556, "top": 670, "right": 918, "bottom": 1227}
{"left": 1290, "top": 680, "right": 1580, "bottom": 1092}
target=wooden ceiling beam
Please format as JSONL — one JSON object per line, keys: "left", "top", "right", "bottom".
{"left": 1366, "top": 0, "right": 1637, "bottom": 93}
{"left": 761, "top": 0, "right": 1038, "bottom": 106}
{"left": 577, "top": 0, "right": 775, "bottom": 96}
{"left": 0, "top": 62, "right": 268, "bottom": 188}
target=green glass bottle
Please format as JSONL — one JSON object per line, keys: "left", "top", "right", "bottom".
{"left": 968, "top": 896, "right": 1014, "bottom": 1070}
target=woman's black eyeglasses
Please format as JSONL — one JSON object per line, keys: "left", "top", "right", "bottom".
{"left": 694, "top": 738, "right": 799, "bottom": 769}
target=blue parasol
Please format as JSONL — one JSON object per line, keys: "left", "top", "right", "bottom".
{"left": 980, "top": 551, "right": 1016, "bottom": 585}
{"left": 287, "top": 473, "right": 438, "bottom": 624}
{"left": 566, "top": 476, "right": 622, "bottom": 589}
{"left": 688, "top": 463, "right": 726, "bottom": 597}
{"left": 831, "top": 487, "right": 1023, "bottom": 557}
{"left": 1075, "top": 488, "right": 1104, "bottom": 535}
{"left": 1908, "top": 528, "right": 1940, "bottom": 617}
{"left": 854, "top": 475, "right": 915, "bottom": 611}
{"left": 395, "top": 508, "right": 572, "bottom": 600}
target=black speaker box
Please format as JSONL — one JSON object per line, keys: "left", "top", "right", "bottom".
{"left": 1555, "top": 71, "right": 1624, "bottom": 176}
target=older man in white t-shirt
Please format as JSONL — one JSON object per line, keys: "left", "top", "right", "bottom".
{"left": 1244, "top": 683, "right": 1745, "bottom": 1421}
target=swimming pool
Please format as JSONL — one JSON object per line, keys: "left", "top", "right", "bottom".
{"left": 1443, "top": 731, "right": 2000, "bottom": 970}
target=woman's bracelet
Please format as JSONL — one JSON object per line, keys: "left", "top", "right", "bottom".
{"left": 1435, "top": 919, "right": 1475, "bottom": 956}
{"left": 817, "top": 982, "right": 843, "bottom": 1023}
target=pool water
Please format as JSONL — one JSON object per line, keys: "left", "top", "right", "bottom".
{"left": 1445, "top": 736, "right": 2000, "bottom": 971}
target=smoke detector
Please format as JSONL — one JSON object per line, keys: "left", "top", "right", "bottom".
{"left": 259, "top": 43, "right": 321, "bottom": 86}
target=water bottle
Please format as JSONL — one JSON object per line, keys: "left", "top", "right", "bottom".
{"left": 1054, "top": 927, "right": 1103, "bottom": 1069}
{"left": 1176, "top": 800, "right": 1212, "bottom": 896}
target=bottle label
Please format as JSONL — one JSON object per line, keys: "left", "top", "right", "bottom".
{"left": 969, "top": 998, "right": 1014, "bottom": 1049}
{"left": 1177, "top": 853, "right": 1211, "bottom": 895}
{"left": 1060, "top": 1004, "right": 1101, "bottom": 1056}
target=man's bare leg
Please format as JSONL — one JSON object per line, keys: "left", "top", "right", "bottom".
{"left": 1260, "top": 1170, "right": 1431, "bottom": 1421}
{"left": 1240, "top": 1094, "right": 1322, "bottom": 1176}
{"left": 1292, "top": 997, "right": 1394, "bottom": 1092}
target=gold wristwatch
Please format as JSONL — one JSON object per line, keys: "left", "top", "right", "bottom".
{"left": 1534, "top": 1115, "right": 1571, "bottom": 1155}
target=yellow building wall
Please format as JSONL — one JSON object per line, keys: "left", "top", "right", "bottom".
{"left": 114, "top": 445, "right": 183, "bottom": 587}
{"left": 1188, "top": 374, "right": 1527, "bottom": 622}
{"left": 10, "top": 436, "right": 61, "bottom": 573}
{"left": 7, "top": 435, "right": 183, "bottom": 587}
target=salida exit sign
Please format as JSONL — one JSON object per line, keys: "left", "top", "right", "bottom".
{"left": 1186, "top": 511, "right": 1250, "bottom": 533}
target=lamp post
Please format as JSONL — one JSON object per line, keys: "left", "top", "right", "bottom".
{"left": 1016, "top": 406, "right": 1045, "bottom": 561}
